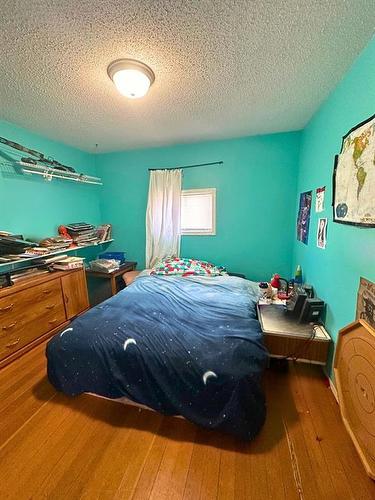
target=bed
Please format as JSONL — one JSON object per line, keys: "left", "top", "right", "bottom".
{"left": 46, "top": 272, "right": 268, "bottom": 440}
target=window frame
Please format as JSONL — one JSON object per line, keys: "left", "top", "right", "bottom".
{"left": 180, "top": 188, "right": 216, "bottom": 236}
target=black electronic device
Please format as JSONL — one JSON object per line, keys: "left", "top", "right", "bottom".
{"left": 286, "top": 285, "right": 307, "bottom": 317}
{"left": 299, "top": 297, "right": 325, "bottom": 323}
{"left": 0, "top": 272, "right": 12, "bottom": 289}
{"left": 287, "top": 284, "right": 324, "bottom": 323}
{"left": 302, "top": 283, "right": 314, "bottom": 298}
{"left": 0, "top": 235, "right": 37, "bottom": 256}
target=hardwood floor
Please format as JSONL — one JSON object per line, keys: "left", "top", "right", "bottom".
{"left": 0, "top": 343, "right": 374, "bottom": 500}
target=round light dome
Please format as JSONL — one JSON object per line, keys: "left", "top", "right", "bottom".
{"left": 107, "top": 59, "right": 155, "bottom": 99}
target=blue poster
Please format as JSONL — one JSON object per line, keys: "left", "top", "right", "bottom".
{"left": 297, "top": 191, "right": 312, "bottom": 244}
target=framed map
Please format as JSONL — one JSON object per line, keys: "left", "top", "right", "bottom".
{"left": 333, "top": 114, "right": 375, "bottom": 227}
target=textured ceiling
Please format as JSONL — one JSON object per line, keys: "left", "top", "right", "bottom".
{"left": 0, "top": 1, "right": 374, "bottom": 152}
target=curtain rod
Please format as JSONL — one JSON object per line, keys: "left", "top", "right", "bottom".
{"left": 148, "top": 161, "right": 223, "bottom": 171}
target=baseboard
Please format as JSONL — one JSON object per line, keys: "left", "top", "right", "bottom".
{"left": 329, "top": 377, "right": 339, "bottom": 403}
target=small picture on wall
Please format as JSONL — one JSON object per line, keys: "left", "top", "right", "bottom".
{"left": 315, "top": 186, "right": 325, "bottom": 212}
{"left": 297, "top": 191, "right": 312, "bottom": 245}
{"left": 316, "top": 218, "right": 327, "bottom": 249}
{"left": 356, "top": 277, "right": 375, "bottom": 329}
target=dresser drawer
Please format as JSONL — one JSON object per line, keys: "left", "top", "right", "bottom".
{"left": 0, "top": 269, "right": 90, "bottom": 368}
{"left": 0, "top": 279, "right": 66, "bottom": 361}
{"left": 0, "top": 278, "right": 64, "bottom": 326}
{"left": 0, "top": 301, "right": 66, "bottom": 360}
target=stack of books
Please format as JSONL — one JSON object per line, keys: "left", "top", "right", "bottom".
{"left": 0, "top": 234, "right": 37, "bottom": 256}
{"left": 51, "top": 256, "right": 85, "bottom": 271}
{"left": 23, "top": 247, "right": 51, "bottom": 257}
{"left": 39, "top": 236, "right": 72, "bottom": 251}
{"left": 96, "top": 224, "right": 112, "bottom": 243}
{"left": 35, "top": 254, "right": 68, "bottom": 265}
{"left": 0, "top": 230, "right": 13, "bottom": 237}
{"left": 89, "top": 258, "right": 120, "bottom": 273}
{"left": 65, "top": 223, "right": 98, "bottom": 246}
{"left": 11, "top": 267, "right": 50, "bottom": 283}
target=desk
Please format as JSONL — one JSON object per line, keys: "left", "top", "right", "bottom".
{"left": 86, "top": 261, "right": 137, "bottom": 306}
{"left": 257, "top": 302, "right": 331, "bottom": 365}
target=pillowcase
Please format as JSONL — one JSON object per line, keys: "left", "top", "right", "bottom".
{"left": 150, "top": 257, "right": 227, "bottom": 277}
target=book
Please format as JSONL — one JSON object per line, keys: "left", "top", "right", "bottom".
{"left": 53, "top": 263, "right": 84, "bottom": 271}
{"left": 52, "top": 256, "right": 85, "bottom": 270}
{"left": 36, "top": 254, "right": 68, "bottom": 264}
{"left": 96, "top": 224, "right": 112, "bottom": 242}
{"left": 11, "top": 268, "right": 50, "bottom": 282}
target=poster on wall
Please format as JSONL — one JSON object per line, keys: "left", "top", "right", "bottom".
{"left": 315, "top": 186, "right": 325, "bottom": 212}
{"left": 333, "top": 113, "right": 375, "bottom": 227}
{"left": 316, "top": 218, "right": 327, "bottom": 249}
{"left": 356, "top": 277, "right": 375, "bottom": 329}
{"left": 296, "top": 191, "right": 312, "bottom": 244}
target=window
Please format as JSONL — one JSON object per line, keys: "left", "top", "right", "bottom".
{"left": 180, "top": 188, "right": 216, "bottom": 235}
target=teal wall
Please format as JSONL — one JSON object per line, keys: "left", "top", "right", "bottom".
{"left": 0, "top": 119, "right": 301, "bottom": 283}
{"left": 0, "top": 119, "right": 101, "bottom": 240}
{"left": 97, "top": 132, "right": 301, "bottom": 281}
{"left": 293, "top": 36, "right": 375, "bottom": 370}
{"left": 1, "top": 36, "right": 374, "bottom": 376}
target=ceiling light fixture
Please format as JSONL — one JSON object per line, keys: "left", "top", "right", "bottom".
{"left": 107, "top": 58, "right": 155, "bottom": 99}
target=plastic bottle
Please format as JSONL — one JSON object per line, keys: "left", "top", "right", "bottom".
{"left": 295, "top": 264, "right": 302, "bottom": 284}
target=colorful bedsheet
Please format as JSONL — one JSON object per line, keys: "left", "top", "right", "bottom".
{"left": 150, "top": 257, "right": 227, "bottom": 277}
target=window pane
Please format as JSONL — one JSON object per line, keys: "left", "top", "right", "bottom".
{"left": 181, "top": 189, "right": 215, "bottom": 234}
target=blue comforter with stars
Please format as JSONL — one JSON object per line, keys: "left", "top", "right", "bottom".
{"left": 46, "top": 274, "right": 268, "bottom": 440}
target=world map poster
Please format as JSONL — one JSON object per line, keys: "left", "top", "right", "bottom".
{"left": 333, "top": 114, "right": 375, "bottom": 226}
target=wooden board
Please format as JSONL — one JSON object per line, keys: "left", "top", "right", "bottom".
{"left": 334, "top": 319, "right": 375, "bottom": 479}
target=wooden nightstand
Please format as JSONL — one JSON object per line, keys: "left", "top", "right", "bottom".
{"left": 86, "top": 261, "right": 137, "bottom": 306}
{"left": 257, "top": 302, "right": 331, "bottom": 365}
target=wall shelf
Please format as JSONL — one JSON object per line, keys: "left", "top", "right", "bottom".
{"left": 0, "top": 160, "right": 103, "bottom": 185}
{"left": 0, "top": 135, "right": 103, "bottom": 186}
{"left": 18, "top": 160, "right": 103, "bottom": 185}
{"left": 0, "top": 239, "right": 113, "bottom": 271}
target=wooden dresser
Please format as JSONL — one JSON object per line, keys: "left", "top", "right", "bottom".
{"left": 0, "top": 268, "right": 89, "bottom": 368}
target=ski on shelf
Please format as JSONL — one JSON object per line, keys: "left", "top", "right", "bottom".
{"left": 0, "top": 136, "right": 103, "bottom": 185}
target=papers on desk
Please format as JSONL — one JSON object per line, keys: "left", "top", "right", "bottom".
{"left": 258, "top": 297, "right": 286, "bottom": 306}
{"left": 89, "top": 258, "right": 120, "bottom": 273}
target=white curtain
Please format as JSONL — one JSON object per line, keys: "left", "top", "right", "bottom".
{"left": 146, "top": 169, "right": 182, "bottom": 268}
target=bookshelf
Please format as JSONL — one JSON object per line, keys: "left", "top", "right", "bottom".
{"left": 0, "top": 239, "right": 113, "bottom": 271}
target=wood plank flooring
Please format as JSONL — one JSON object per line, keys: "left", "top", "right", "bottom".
{"left": 0, "top": 342, "right": 374, "bottom": 500}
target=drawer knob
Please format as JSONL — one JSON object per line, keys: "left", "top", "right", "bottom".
{"left": 48, "top": 319, "right": 58, "bottom": 324}
{"left": 45, "top": 304, "right": 56, "bottom": 310}
{"left": 42, "top": 290, "right": 52, "bottom": 295}
{"left": 0, "top": 303, "right": 14, "bottom": 312}
{"left": 2, "top": 322, "right": 17, "bottom": 331}
{"left": 5, "top": 338, "right": 20, "bottom": 348}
